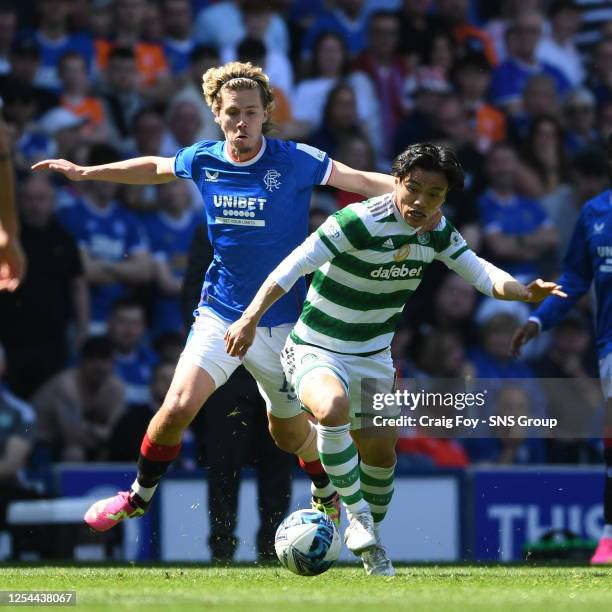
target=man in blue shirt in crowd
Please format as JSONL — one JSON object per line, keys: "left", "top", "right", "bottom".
{"left": 512, "top": 134, "right": 612, "bottom": 565}
{"left": 56, "top": 144, "right": 151, "bottom": 334}
{"left": 34, "top": 61, "right": 413, "bottom": 549}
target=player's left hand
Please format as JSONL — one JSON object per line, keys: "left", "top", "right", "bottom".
{"left": 0, "top": 234, "right": 26, "bottom": 292}
{"left": 418, "top": 210, "right": 441, "bottom": 234}
{"left": 224, "top": 316, "right": 257, "bottom": 358}
{"left": 522, "top": 279, "right": 567, "bottom": 303}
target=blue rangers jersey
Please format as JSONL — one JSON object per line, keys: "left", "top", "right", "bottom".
{"left": 173, "top": 137, "right": 332, "bottom": 326}
{"left": 531, "top": 190, "right": 612, "bottom": 359}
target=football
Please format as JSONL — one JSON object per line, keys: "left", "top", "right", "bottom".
{"left": 274, "top": 509, "right": 341, "bottom": 576}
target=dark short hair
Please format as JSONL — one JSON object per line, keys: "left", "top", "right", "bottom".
{"left": 108, "top": 46, "right": 136, "bottom": 63}
{"left": 110, "top": 296, "right": 145, "bottom": 315}
{"left": 237, "top": 37, "right": 266, "bottom": 63}
{"left": 391, "top": 143, "right": 464, "bottom": 191}
{"left": 548, "top": 0, "right": 580, "bottom": 17}
{"left": 573, "top": 146, "right": 608, "bottom": 178}
{"left": 190, "top": 44, "right": 218, "bottom": 63}
{"left": 80, "top": 336, "right": 114, "bottom": 361}
{"left": 87, "top": 143, "right": 121, "bottom": 166}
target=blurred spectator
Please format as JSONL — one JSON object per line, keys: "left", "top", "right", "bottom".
{"left": 471, "top": 313, "right": 534, "bottom": 377}
{"left": 393, "top": 69, "right": 451, "bottom": 152}
{"left": 0, "top": 174, "right": 88, "bottom": 399}
{"left": 221, "top": 4, "right": 294, "bottom": 97}
{"left": 0, "top": 1, "right": 16, "bottom": 75}
{"left": 417, "top": 329, "right": 476, "bottom": 379}
{"left": 397, "top": 0, "right": 444, "bottom": 67}
{"left": 233, "top": 38, "right": 293, "bottom": 134}
{"left": 292, "top": 31, "right": 381, "bottom": 156}
{"left": 160, "top": 99, "right": 203, "bottom": 156}
{"left": 353, "top": 11, "right": 408, "bottom": 163}
{"left": 97, "top": 46, "right": 146, "bottom": 150}
{"left": 452, "top": 53, "right": 506, "bottom": 153}
{"left": 194, "top": 0, "right": 289, "bottom": 55}
{"left": 153, "top": 332, "right": 184, "bottom": 365}
{"left": 462, "top": 386, "right": 546, "bottom": 464}
{"left": 0, "top": 341, "right": 41, "bottom": 533}
{"left": 489, "top": 11, "right": 571, "bottom": 116}
{"left": 109, "top": 360, "right": 174, "bottom": 462}
{"left": 0, "top": 41, "right": 58, "bottom": 115}
{"left": 542, "top": 146, "right": 609, "bottom": 253}
{"left": 478, "top": 143, "right": 559, "bottom": 281}
{"left": 519, "top": 115, "right": 572, "bottom": 203}
{"left": 170, "top": 45, "right": 222, "bottom": 142}
{"left": 26, "top": 0, "right": 94, "bottom": 92}
{"left": 1, "top": 81, "right": 54, "bottom": 173}
{"left": 483, "top": 0, "right": 546, "bottom": 63}
{"left": 95, "top": 0, "right": 171, "bottom": 98}
{"left": 38, "top": 107, "right": 87, "bottom": 162}
{"left": 600, "top": 100, "right": 612, "bottom": 141}
{"left": 32, "top": 336, "right": 125, "bottom": 462}
{"left": 161, "top": 0, "right": 195, "bottom": 77}
{"left": 307, "top": 83, "right": 368, "bottom": 159}
{"left": 56, "top": 143, "right": 152, "bottom": 334}
{"left": 144, "top": 180, "right": 202, "bottom": 336}
{"left": 301, "top": 0, "right": 372, "bottom": 58}
{"left": 107, "top": 297, "right": 157, "bottom": 407}
{"left": 436, "top": 0, "right": 498, "bottom": 66}
{"left": 587, "top": 37, "right": 612, "bottom": 106}
{"left": 59, "top": 51, "right": 110, "bottom": 143}
{"left": 508, "top": 73, "right": 560, "bottom": 147}
{"left": 529, "top": 311, "right": 601, "bottom": 463}
{"left": 563, "top": 87, "right": 603, "bottom": 154}
{"left": 333, "top": 135, "right": 376, "bottom": 208}
{"left": 89, "top": 0, "right": 113, "bottom": 40}
{"left": 574, "top": 0, "right": 612, "bottom": 57}
{"left": 536, "top": 0, "right": 584, "bottom": 87}
{"left": 422, "top": 30, "right": 456, "bottom": 83}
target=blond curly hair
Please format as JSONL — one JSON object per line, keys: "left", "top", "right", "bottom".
{"left": 202, "top": 62, "right": 276, "bottom": 134}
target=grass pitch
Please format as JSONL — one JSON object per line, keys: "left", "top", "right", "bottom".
{"left": 0, "top": 564, "right": 610, "bottom": 611}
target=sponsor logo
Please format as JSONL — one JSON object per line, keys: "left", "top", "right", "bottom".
{"left": 450, "top": 230, "right": 463, "bottom": 246}
{"left": 323, "top": 218, "right": 341, "bottom": 240}
{"left": 213, "top": 194, "right": 267, "bottom": 213}
{"left": 205, "top": 169, "right": 220, "bottom": 181}
{"left": 597, "top": 246, "right": 612, "bottom": 257}
{"left": 393, "top": 244, "right": 411, "bottom": 262}
{"left": 263, "top": 168, "right": 282, "bottom": 191}
{"left": 417, "top": 232, "right": 431, "bottom": 245}
{"left": 370, "top": 264, "right": 423, "bottom": 279}
{"left": 594, "top": 222, "right": 605, "bottom": 234}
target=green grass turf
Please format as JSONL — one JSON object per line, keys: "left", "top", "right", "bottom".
{"left": 0, "top": 564, "right": 610, "bottom": 612}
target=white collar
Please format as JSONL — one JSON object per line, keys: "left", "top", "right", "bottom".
{"left": 223, "top": 136, "right": 266, "bottom": 166}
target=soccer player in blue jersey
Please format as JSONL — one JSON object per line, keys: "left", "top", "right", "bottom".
{"left": 33, "top": 61, "right": 411, "bottom": 533}
{"left": 511, "top": 135, "right": 612, "bottom": 565}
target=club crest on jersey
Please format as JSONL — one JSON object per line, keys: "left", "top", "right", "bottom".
{"left": 393, "top": 244, "right": 411, "bottom": 262}
{"left": 263, "top": 169, "right": 281, "bottom": 191}
{"left": 417, "top": 232, "right": 431, "bottom": 245}
{"left": 205, "top": 169, "right": 219, "bottom": 182}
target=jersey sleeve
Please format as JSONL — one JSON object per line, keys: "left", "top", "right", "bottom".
{"left": 291, "top": 142, "right": 333, "bottom": 189}
{"left": 531, "top": 211, "right": 593, "bottom": 330}
{"left": 434, "top": 219, "right": 471, "bottom": 264}
{"left": 173, "top": 141, "right": 206, "bottom": 182}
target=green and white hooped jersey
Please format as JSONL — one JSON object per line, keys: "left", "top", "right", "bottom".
{"left": 269, "top": 193, "right": 505, "bottom": 355}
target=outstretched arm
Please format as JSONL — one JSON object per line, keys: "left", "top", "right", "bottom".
{"left": 32, "top": 156, "right": 177, "bottom": 185}
{"left": 327, "top": 160, "right": 395, "bottom": 198}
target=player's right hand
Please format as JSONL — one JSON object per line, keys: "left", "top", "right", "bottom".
{"left": 31, "top": 158, "right": 85, "bottom": 181}
{"left": 224, "top": 316, "right": 257, "bottom": 358}
{"left": 509, "top": 320, "right": 540, "bottom": 359}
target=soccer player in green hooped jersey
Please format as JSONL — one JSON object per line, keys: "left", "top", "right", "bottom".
{"left": 225, "top": 143, "right": 566, "bottom": 576}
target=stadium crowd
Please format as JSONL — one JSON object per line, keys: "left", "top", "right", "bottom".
{"left": 1, "top": 0, "right": 612, "bottom": 542}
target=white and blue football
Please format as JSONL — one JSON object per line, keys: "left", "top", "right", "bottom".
{"left": 274, "top": 509, "right": 341, "bottom": 576}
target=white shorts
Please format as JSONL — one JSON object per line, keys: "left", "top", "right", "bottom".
{"left": 599, "top": 352, "right": 612, "bottom": 399}
{"left": 280, "top": 336, "right": 398, "bottom": 430}
{"left": 180, "top": 307, "right": 302, "bottom": 419}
